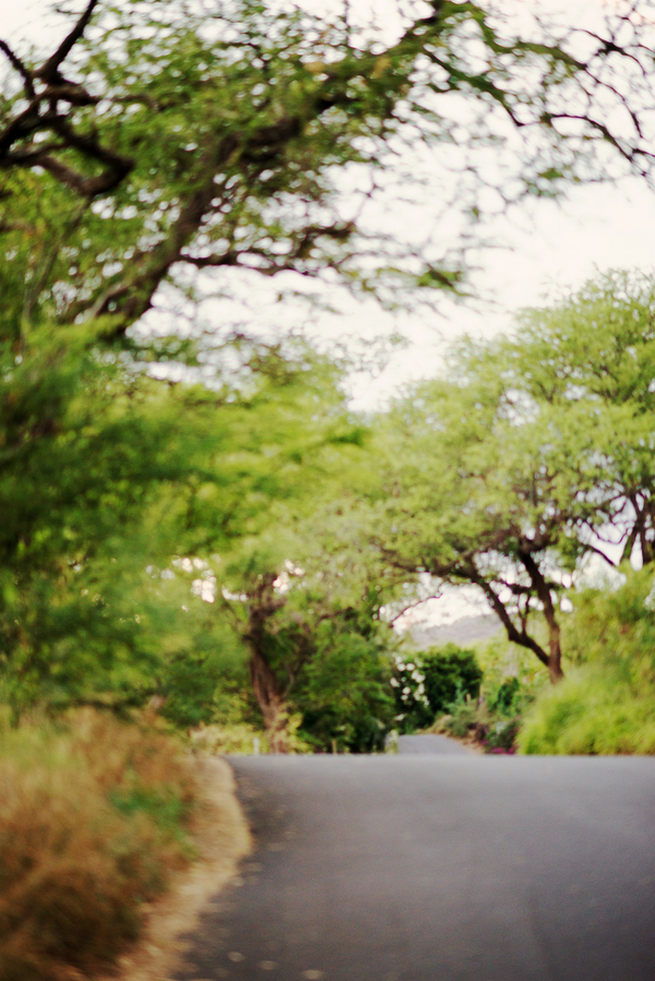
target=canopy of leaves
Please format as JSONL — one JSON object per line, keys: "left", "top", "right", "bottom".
{"left": 369, "top": 270, "right": 655, "bottom": 681}
{"left": 1, "top": 0, "right": 654, "bottom": 344}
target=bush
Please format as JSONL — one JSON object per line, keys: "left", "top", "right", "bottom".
{"left": 389, "top": 645, "right": 483, "bottom": 736}
{"left": 296, "top": 628, "right": 395, "bottom": 753}
{"left": 0, "top": 710, "right": 196, "bottom": 981}
{"left": 390, "top": 653, "right": 432, "bottom": 733}
{"left": 519, "top": 567, "right": 655, "bottom": 755}
{"left": 420, "top": 644, "right": 482, "bottom": 715}
{"left": 435, "top": 692, "right": 479, "bottom": 739}
{"left": 518, "top": 668, "right": 655, "bottom": 755}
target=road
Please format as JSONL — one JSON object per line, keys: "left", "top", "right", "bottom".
{"left": 397, "top": 733, "right": 473, "bottom": 755}
{"left": 174, "top": 754, "right": 655, "bottom": 981}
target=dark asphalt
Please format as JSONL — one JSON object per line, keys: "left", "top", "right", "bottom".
{"left": 175, "top": 756, "right": 655, "bottom": 981}
{"left": 397, "top": 734, "right": 472, "bottom": 755}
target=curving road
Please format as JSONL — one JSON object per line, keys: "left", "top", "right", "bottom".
{"left": 175, "top": 754, "right": 655, "bottom": 981}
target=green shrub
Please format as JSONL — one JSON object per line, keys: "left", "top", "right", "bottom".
{"left": 389, "top": 645, "right": 483, "bottom": 735}
{"left": 296, "top": 630, "right": 395, "bottom": 753}
{"left": 519, "top": 567, "right": 655, "bottom": 755}
{"left": 518, "top": 667, "right": 655, "bottom": 755}
{"left": 437, "top": 692, "right": 479, "bottom": 738}
{"left": 390, "top": 653, "right": 432, "bottom": 733}
{"left": 420, "top": 644, "right": 483, "bottom": 715}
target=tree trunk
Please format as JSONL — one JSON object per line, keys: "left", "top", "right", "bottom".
{"left": 248, "top": 646, "right": 290, "bottom": 754}
{"left": 520, "top": 551, "right": 564, "bottom": 684}
{"left": 545, "top": 614, "right": 564, "bottom": 684}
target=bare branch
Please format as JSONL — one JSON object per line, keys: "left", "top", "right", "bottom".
{"left": 35, "top": 0, "right": 100, "bottom": 83}
{"left": 0, "top": 40, "right": 35, "bottom": 97}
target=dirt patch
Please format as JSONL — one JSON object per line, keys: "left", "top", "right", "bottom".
{"left": 95, "top": 756, "right": 251, "bottom": 981}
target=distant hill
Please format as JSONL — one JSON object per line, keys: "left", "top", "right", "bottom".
{"left": 404, "top": 614, "right": 501, "bottom": 649}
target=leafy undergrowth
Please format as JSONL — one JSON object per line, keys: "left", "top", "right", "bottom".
{"left": 428, "top": 675, "right": 540, "bottom": 754}
{"left": 518, "top": 668, "right": 655, "bottom": 754}
{"left": 0, "top": 709, "right": 197, "bottom": 981}
{"left": 519, "top": 567, "right": 655, "bottom": 755}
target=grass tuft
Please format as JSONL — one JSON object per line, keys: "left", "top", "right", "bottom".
{"left": 0, "top": 709, "right": 197, "bottom": 980}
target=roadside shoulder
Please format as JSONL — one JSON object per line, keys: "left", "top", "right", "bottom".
{"left": 96, "top": 756, "right": 251, "bottom": 981}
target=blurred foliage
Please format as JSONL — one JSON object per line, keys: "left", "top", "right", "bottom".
{"left": 390, "top": 652, "right": 431, "bottom": 734}
{"left": 1, "top": 0, "right": 655, "bottom": 749}
{"left": 420, "top": 644, "right": 482, "bottom": 715}
{"left": 389, "top": 644, "right": 482, "bottom": 735}
{"left": 3, "top": 0, "right": 650, "bottom": 336}
{"left": 370, "top": 270, "right": 655, "bottom": 683}
{"left": 0, "top": 318, "right": 366, "bottom": 726}
{"left": 519, "top": 567, "right": 655, "bottom": 754}
{"left": 0, "top": 709, "right": 196, "bottom": 981}
{"left": 296, "top": 619, "right": 396, "bottom": 752}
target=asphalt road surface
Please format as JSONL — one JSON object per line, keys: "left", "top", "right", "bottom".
{"left": 397, "top": 734, "right": 472, "bottom": 755}
{"left": 175, "top": 755, "right": 655, "bottom": 981}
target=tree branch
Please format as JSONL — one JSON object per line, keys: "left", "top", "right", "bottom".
{"left": 35, "top": 0, "right": 100, "bottom": 84}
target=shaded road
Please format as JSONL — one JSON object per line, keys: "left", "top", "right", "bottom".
{"left": 175, "top": 756, "right": 655, "bottom": 981}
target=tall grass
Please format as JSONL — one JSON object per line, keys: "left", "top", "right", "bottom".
{"left": 0, "top": 709, "right": 197, "bottom": 981}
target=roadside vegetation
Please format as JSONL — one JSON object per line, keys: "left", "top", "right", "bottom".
{"left": 519, "top": 567, "right": 655, "bottom": 754}
{"left": 0, "top": 709, "right": 198, "bottom": 981}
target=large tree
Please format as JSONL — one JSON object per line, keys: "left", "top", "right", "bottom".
{"left": 372, "top": 271, "right": 655, "bottom": 683}
{"left": 1, "top": 0, "right": 653, "bottom": 344}
{"left": 2, "top": 1, "right": 655, "bottom": 723}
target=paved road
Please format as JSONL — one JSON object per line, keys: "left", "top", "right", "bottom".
{"left": 175, "top": 756, "right": 655, "bottom": 981}
{"left": 397, "top": 734, "right": 472, "bottom": 755}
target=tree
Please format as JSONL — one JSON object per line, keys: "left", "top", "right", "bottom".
{"left": 1, "top": 0, "right": 653, "bottom": 344}
{"left": 371, "top": 271, "right": 655, "bottom": 683}
{"left": 0, "top": 324, "right": 366, "bottom": 722}
{"left": 500, "top": 270, "right": 655, "bottom": 566}
{"left": 187, "top": 432, "right": 406, "bottom": 751}
{"left": 2, "top": 1, "right": 655, "bottom": 725}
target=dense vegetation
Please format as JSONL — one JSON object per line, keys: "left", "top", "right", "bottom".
{"left": 519, "top": 567, "right": 655, "bottom": 754}
{"left": 1, "top": 1, "right": 655, "bottom": 972}
{"left": 1, "top": 0, "right": 653, "bottom": 748}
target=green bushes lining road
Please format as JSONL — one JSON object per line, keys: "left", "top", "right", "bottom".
{"left": 519, "top": 567, "right": 655, "bottom": 755}
{"left": 0, "top": 710, "right": 197, "bottom": 981}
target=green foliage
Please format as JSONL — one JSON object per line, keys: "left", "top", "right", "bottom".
{"left": 436, "top": 693, "right": 479, "bottom": 740}
{"left": 389, "top": 644, "right": 482, "bottom": 734}
{"left": 2, "top": 0, "right": 654, "bottom": 747}
{"left": 0, "top": 320, "right": 364, "bottom": 725}
{"left": 297, "top": 622, "right": 395, "bottom": 753}
{"left": 518, "top": 668, "right": 655, "bottom": 755}
{"left": 519, "top": 567, "right": 655, "bottom": 754}
{"left": 373, "top": 270, "right": 655, "bottom": 682}
{"left": 2, "top": 1, "right": 651, "bottom": 339}
{"left": 190, "top": 721, "right": 272, "bottom": 756}
{"left": 420, "top": 644, "right": 482, "bottom": 714}
{"left": 0, "top": 330, "right": 186, "bottom": 720}
{"left": 389, "top": 652, "right": 431, "bottom": 733}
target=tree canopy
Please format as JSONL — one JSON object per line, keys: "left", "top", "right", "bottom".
{"left": 1, "top": 0, "right": 654, "bottom": 343}
{"left": 2, "top": 1, "right": 655, "bottom": 740}
{"left": 371, "top": 270, "right": 655, "bottom": 683}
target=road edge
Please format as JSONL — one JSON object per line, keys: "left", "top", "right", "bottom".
{"left": 95, "top": 755, "right": 252, "bottom": 981}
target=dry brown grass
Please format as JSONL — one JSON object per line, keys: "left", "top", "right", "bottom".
{"left": 0, "top": 710, "right": 201, "bottom": 981}
{"left": 96, "top": 756, "right": 252, "bottom": 981}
